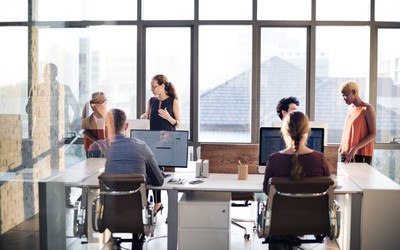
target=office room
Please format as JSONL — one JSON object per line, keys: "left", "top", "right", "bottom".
{"left": 1, "top": 0, "right": 400, "bottom": 249}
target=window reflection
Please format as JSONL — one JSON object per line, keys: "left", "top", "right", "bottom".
{"left": 37, "top": 26, "right": 137, "bottom": 166}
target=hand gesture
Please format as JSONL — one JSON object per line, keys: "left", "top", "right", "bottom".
{"left": 158, "top": 108, "right": 171, "bottom": 120}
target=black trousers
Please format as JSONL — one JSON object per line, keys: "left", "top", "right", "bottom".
{"left": 146, "top": 190, "right": 161, "bottom": 204}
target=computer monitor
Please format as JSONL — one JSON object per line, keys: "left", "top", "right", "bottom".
{"left": 258, "top": 127, "right": 324, "bottom": 166}
{"left": 271, "top": 121, "right": 328, "bottom": 146}
{"left": 124, "top": 119, "right": 150, "bottom": 136}
{"left": 130, "top": 129, "right": 189, "bottom": 168}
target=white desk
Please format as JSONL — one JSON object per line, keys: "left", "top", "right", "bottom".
{"left": 38, "top": 158, "right": 105, "bottom": 250}
{"left": 83, "top": 171, "right": 361, "bottom": 250}
{"left": 339, "top": 163, "right": 400, "bottom": 250}
{"left": 39, "top": 159, "right": 363, "bottom": 250}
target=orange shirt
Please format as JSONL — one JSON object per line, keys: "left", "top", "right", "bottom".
{"left": 339, "top": 105, "right": 374, "bottom": 156}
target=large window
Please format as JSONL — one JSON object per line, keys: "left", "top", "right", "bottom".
{"left": 143, "top": 0, "right": 193, "bottom": 20}
{"left": 377, "top": 29, "right": 400, "bottom": 143}
{"left": 0, "top": 0, "right": 399, "bottom": 182}
{"left": 0, "top": 0, "right": 27, "bottom": 21}
{"left": 2, "top": 1, "right": 400, "bottom": 239}
{"left": 316, "top": 0, "right": 370, "bottom": 21}
{"left": 315, "top": 26, "right": 370, "bottom": 143}
{"left": 260, "top": 28, "right": 307, "bottom": 126}
{"left": 198, "top": 25, "right": 252, "bottom": 142}
{"left": 37, "top": 0, "right": 137, "bottom": 21}
{"left": 145, "top": 27, "right": 191, "bottom": 131}
{"left": 258, "top": 0, "right": 311, "bottom": 20}
{"left": 0, "top": 27, "right": 28, "bottom": 136}
{"left": 37, "top": 26, "right": 137, "bottom": 121}
{"left": 375, "top": 0, "right": 400, "bottom": 22}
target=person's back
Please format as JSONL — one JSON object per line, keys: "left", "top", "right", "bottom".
{"left": 262, "top": 111, "right": 330, "bottom": 194}
{"left": 103, "top": 108, "right": 164, "bottom": 186}
{"left": 263, "top": 151, "right": 330, "bottom": 187}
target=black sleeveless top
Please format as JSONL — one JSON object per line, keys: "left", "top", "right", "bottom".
{"left": 149, "top": 96, "right": 176, "bottom": 131}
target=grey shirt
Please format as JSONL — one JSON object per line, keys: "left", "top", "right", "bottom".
{"left": 104, "top": 134, "right": 164, "bottom": 186}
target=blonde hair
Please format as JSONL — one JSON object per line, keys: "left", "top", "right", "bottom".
{"left": 82, "top": 91, "right": 107, "bottom": 118}
{"left": 281, "top": 111, "right": 310, "bottom": 180}
{"left": 340, "top": 80, "right": 359, "bottom": 95}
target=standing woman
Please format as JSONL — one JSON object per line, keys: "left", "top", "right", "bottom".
{"left": 339, "top": 80, "right": 376, "bottom": 165}
{"left": 141, "top": 74, "right": 181, "bottom": 216}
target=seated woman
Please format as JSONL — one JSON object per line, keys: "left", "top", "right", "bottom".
{"left": 262, "top": 111, "right": 331, "bottom": 194}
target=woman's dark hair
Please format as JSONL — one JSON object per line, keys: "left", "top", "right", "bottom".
{"left": 152, "top": 74, "right": 179, "bottom": 100}
{"left": 281, "top": 111, "right": 310, "bottom": 180}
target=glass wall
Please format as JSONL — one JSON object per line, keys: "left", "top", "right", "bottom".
{"left": 1, "top": 1, "right": 400, "bottom": 235}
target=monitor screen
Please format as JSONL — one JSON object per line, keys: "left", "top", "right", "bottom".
{"left": 130, "top": 129, "right": 189, "bottom": 168}
{"left": 258, "top": 127, "right": 324, "bottom": 166}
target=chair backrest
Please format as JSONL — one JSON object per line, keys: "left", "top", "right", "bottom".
{"left": 95, "top": 173, "right": 148, "bottom": 234}
{"left": 264, "top": 176, "right": 335, "bottom": 237}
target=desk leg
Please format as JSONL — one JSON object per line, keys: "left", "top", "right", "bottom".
{"left": 39, "top": 181, "right": 67, "bottom": 250}
{"left": 167, "top": 189, "right": 179, "bottom": 250}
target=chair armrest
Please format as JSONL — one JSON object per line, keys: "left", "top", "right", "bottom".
{"left": 91, "top": 195, "right": 102, "bottom": 233}
{"left": 329, "top": 200, "right": 341, "bottom": 239}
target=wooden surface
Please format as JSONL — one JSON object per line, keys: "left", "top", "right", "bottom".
{"left": 200, "top": 143, "right": 259, "bottom": 174}
{"left": 200, "top": 143, "right": 338, "bottom": 175}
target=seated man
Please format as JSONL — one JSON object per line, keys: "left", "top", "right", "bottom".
{"left": 90, "top": 108, "right": 164, "bottom": 249}
{"left": 95, "top": 108, "right": 164, "bottom": 186}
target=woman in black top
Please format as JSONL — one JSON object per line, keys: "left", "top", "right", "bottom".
{"left": 141, "top": 74, "right": 181, "bottom": 217}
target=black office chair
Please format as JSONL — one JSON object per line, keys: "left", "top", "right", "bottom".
{"left": 91, "top": 173, "right": 155, "bottom": 249}
{"left": 257, "top": 176, "right": 340, "bottom": 247}
{"left": 231, "top": 192, "right": 257, "bottom": 240}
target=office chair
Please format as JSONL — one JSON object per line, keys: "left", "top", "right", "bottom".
{"left": 231, "top": 192, "right": 257, "bottom": 240}
{"left": 91, "top": 173, "right": 156, "bottom": 249}
{"left": 257, "top": 176, "right": 340, "bottom": 247}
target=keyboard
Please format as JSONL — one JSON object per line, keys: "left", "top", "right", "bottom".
{"left": 163, "top": 172, "right": 172, "bottom": 178}
{"left": 168, "top": 177, "right": 187, "bottom": 184}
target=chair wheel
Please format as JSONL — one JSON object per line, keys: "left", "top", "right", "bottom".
{"left": 253, "top": 226, "right": 257, "bottom": 231}
{"left": 244, "top": 234, "right": 250, "bottom": 240}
